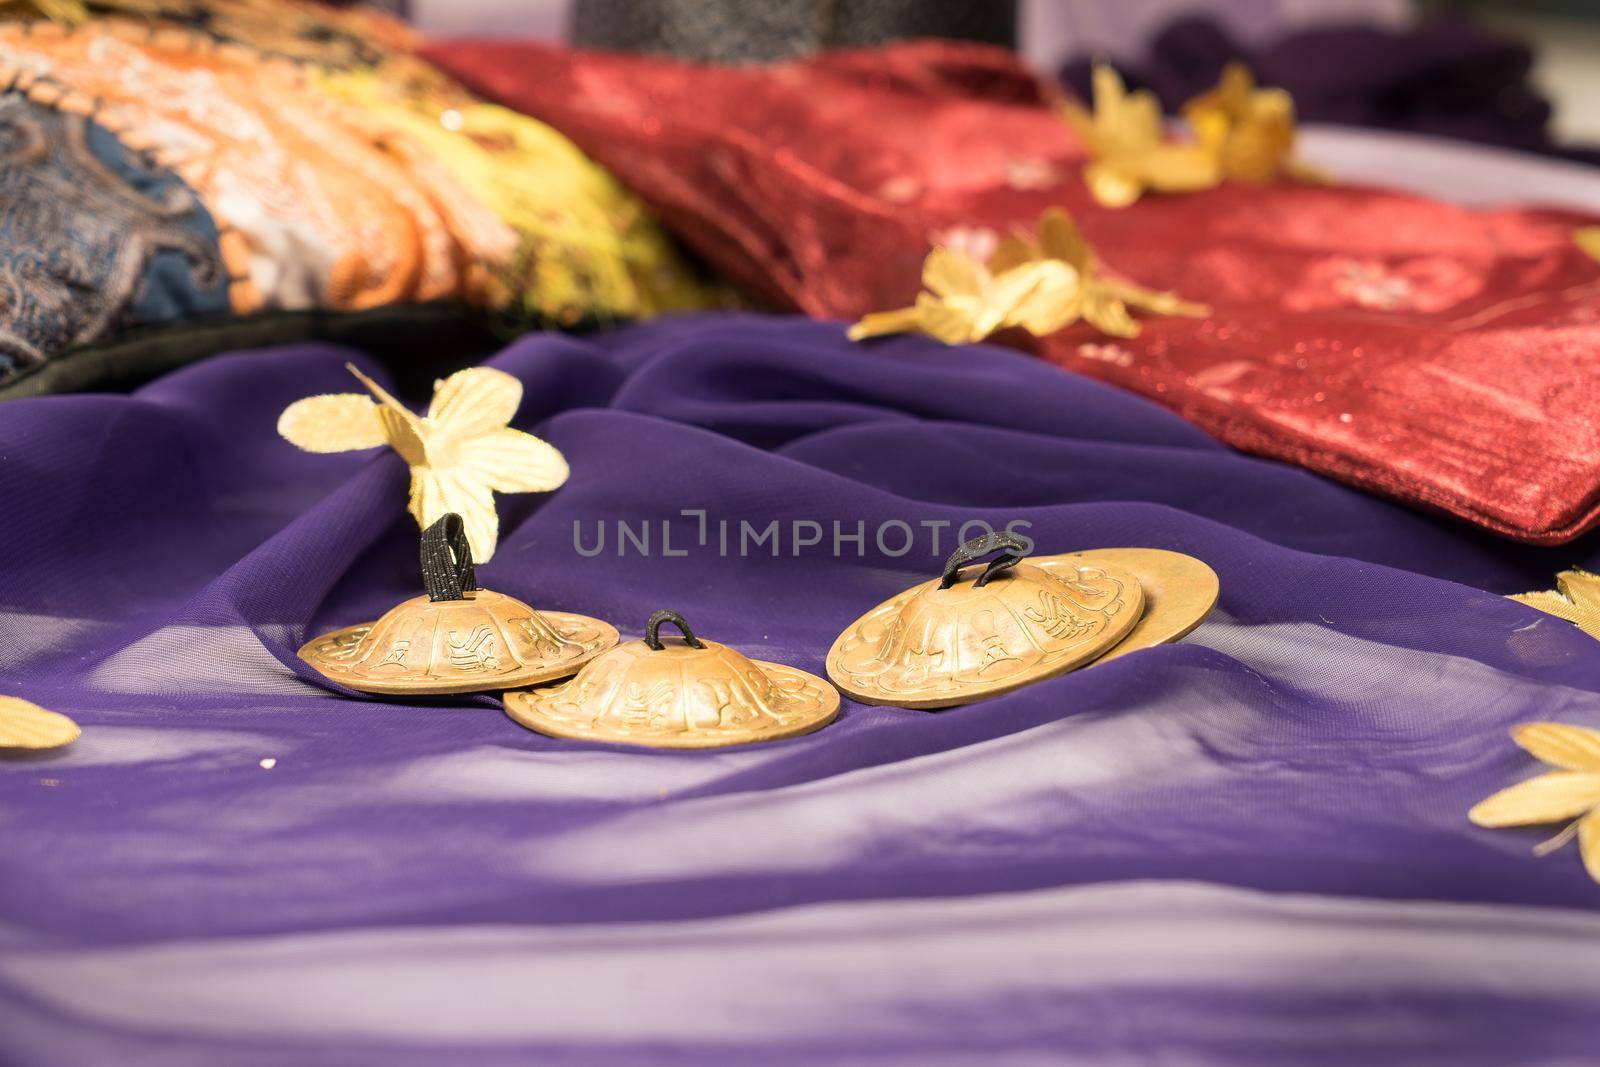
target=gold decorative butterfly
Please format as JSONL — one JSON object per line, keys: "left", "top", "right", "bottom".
{"left": 1470, "top": 722, "right": 1600, "bottom": 884}
{"left": 278, "top": 365, "right": 568, "bottom": 563}
{"left": 0, "top": 696, "right": 80, "bottom": 750}
{"left": 1511, "top": 569, "right": 1600, "bottom": 640}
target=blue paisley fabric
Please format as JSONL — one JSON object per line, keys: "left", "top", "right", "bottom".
{"left": 0, "top": 92, "right": 227, "bottom": 380}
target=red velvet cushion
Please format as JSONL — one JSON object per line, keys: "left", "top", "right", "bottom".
{"left": 425, "top": 38, "right": 1600, "bottom": 543}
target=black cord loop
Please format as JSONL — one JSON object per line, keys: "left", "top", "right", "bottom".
{"left": 420, "top": 513, "right": 478, "bottom": 603}
{"left": 645, "top": 609, "right": 705, "bottom": 650}
{"left": 939, "top": 531, "right": 1029, "bottom": 590}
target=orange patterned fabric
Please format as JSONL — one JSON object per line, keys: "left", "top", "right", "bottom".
{"left": 1, "top": 19, "right": 500, "bottom": 314}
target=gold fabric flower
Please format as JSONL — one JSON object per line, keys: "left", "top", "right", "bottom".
{"left": 848, "top": 246, "right": 1081, "bottom": 345}
{"left": 850, "top": 208, "right": 1208, "bottom": 345}
{"left": 0, "top": 696, "right": 80, "bottom": 750}
{"left": 1182, "top": 62, "right": 1307, "bottom": 184}
{"left": 278, "top": 365, "right": 568, "bottom": 563}
{"left": 1470, "top": 722, "right": 1600, "bottom": 884}
{"left": 990, "top": 208, "right": 1210, "bottom": 339}
{"left": 1059, "top": 65, "right": 1221, "bottom": 209}
{"left": 1511, "top": 569, "right": 1600, "bottom": 640}
{"left": 1062, "top": 63, "right": 1320, "bottom": 207}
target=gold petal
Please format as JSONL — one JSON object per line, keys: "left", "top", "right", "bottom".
{"left": 1101, "top": 278, "right": 1211, "bottom": 319}
{"left": 276, "top": 394, "right": 386, "bottom": 453}
{"left": 1081, "top": 65, "right": 1153, "bottom": 152}
{"left": 1580, "top": 808, "right": 1600, "bottom": 884}
{"left": 1138, "top": 144, "right": 1225, "bottom": 193}
{"left": 1090, "top": 64, "right": 1127, "bottom": 114}
{"left": 0, "top": 696, "right": 80, "bottom": 750}
{"left": 1511, "top": 588, "right": 1589, "bottom": 626}
{"left": 1119, "top": 89, "right": 1168, "bottom": 148}
{"left": 1220, "top": 63, "right": 1256, "bottom": 110}
{"left": 1511, "top": 570, "right": 1600, "bottom": 639}
{"left": 922, "top": 247, "right": 988, "bottom": 301}
{"left": 1557, "top": 569, "right": 1600, "bottom": 615}
{"left": 344, "top": 363, "right": 411, "bottom": 415}
{"left": 1188, "top": 106, "right": 1232, "bottom": 154}
{"left": 914, "top": 293, "right": 980, "bottom": 345}
{"left": 1036, "top": 208, "right": 1091, "bottom": 271}
{"left": 986, "top": 261, "right": 1053, "bottom": 310}
{"left": 1577, "top": 226, "right": 1600, "bottom": 265}
{"left": 987, "top": 235, "right": 1038, "bottom": 275}
{"left": 1011, "top": 300, "right": 1080, "bottom": 339}
{"left": 427, "top": 367, "right": 523, "bottom": 436}
{"left": 847, "top": 307, "right": 921, "bottom": 341}
{"left": 454, "top": 427, "right": 569, "bottom": 493}
{"left": 378, "top": 406, "right": 427, "bottom": 468}
{"left": 1183, "top": 62, "right": 1250, "bottom": 122}
{"left": 410, "top": 467, "right": 501, "bottom": 565}
{"left": 1083, "top": 161, "right": 1145, "bottom": 209}
{"left": 1005, "top": 261, "right": 1081, "bottom": 336}
{"left": 1082, "top": 288, "right": 1141, "bottom": 339}
{"left": 1468, "top": 771, "right": 1600, "bottom": 827}
{"left": 1286, "top": 158, "right": 1332, "bottom": 185}
{"left": 1084, "top": 64, "right": 1167, "bottom": 154}
{"left": 1510, "top": 722, "right": 1600, "bottom": 773}
{"left": 1163, "top": 294, "right": 1211, "bottom": 318}
{"left": 1219, "top": 117, "right": 1294, "bottom": 183}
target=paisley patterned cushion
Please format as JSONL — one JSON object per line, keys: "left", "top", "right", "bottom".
{"left": 0, "top": 1, "right": 714, "bottom": 397}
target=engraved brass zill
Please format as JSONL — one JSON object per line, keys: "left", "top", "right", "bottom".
{"left": 300, "top": 590, "right": 619, "bottom": 696}
{"left": 504, "top": 611, "right": 839, "bottom": 748}
{"left": 1047, "top": 548, "right": 1219, "bottom": 663}
{"left": 827, "top": 535, "right": 1145, "bottom": 709}
{"left": 300, "top": 512, "right": 618, "bottom": 697}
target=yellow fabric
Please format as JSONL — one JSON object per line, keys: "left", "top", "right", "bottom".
{"left": 318, "top": 70, "right": 708, "bottom": 322}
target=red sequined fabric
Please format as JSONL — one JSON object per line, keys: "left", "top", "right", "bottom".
{"left": 424, "top": 39, "right": 1600, "bottom": 543}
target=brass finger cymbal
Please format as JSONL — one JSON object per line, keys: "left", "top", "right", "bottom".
{"left": 299, "top": 514, "right": 618, "bottom": 696}
{"left": 504, "top": 610, "right": 840, "bottom": 748}
{"left": 1043, "top": 547, "right": 1219, "bottom": 663}
{"left": 826, "top": 532, "right": 1144, "bottom": 709}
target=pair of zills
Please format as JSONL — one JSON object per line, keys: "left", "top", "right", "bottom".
{"left": 296, "top": 514, "right": 838, "bottom": 749}
{"left": 299, "top": 522, "right": 1216, "bottom": 748}
{"left": 825, "top": 535, "right": 1218, "bottom": 709}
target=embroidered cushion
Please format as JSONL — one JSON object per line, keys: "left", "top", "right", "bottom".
{"left": 0, "top": 0, "right": 713, "bottom": 397}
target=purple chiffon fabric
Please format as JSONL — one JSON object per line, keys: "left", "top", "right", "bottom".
{"left": 4, "top": 312, "right": 1600, "bottom": 1064}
